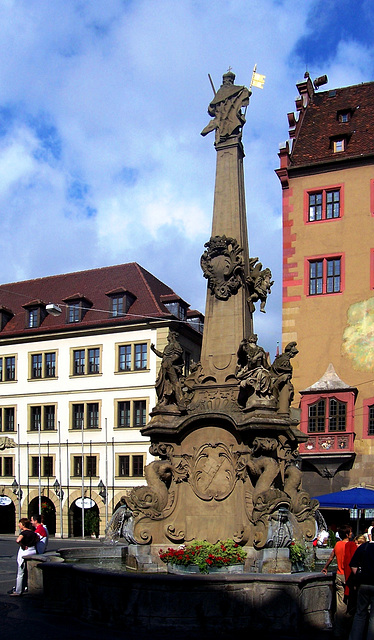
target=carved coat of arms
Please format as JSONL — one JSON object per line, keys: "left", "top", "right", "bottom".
{"left": 200, "top": 235, "right": 244, "bottom": 300}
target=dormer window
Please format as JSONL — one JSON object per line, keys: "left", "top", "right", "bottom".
{"left": 337, "top": 109, "right": 352, "bottom": 123}
{"left": 22, "top": 300, "right": 46, "bottom": 329}
{"left": 160, "top": 294, "right": 189, "bottom": 321}
{"left": 62, "top": 294, "right": 93, "bottom": 324}
{"left": 105, "top": 288, "right": 136, "bottom": 318}
{"left": 333, "top": 138, "right": 345, "bottom": 152}
{"left": 0, "top": 306, "right": 13, "bottom": 331}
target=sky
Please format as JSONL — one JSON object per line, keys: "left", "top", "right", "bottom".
{"left": 0, "top": 0, "right": 374, "bottom": 354}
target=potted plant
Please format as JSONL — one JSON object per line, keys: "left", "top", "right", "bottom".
{"left": 159, "top": 539, "right": 247, "bottom": 574}
{"left": 289, "top": 539, "right": 308, "bottom": 572}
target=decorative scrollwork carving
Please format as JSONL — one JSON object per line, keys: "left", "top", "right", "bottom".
{"left": 200, "top": 235, "right": 244, "bottom": 301}
{"left": 165, "top": 524, "right": 186, "bottom": 543}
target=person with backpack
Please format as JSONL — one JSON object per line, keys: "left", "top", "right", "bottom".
{"left": 9, "top": 518, "right": 38, "bottom": 596}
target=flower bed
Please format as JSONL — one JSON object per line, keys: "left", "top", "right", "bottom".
{"left": 159, "top": 539, "right": 247, "bottom": 574}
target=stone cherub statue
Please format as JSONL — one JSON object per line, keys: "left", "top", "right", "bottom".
{"left": 246, "top": 257, "right": 274, "bottom": 314}
{"left": 201, "top": 70, "right": 251, "bottom": 144}
{"left": 151, "top": 331, "right": 186, "bottom": 411}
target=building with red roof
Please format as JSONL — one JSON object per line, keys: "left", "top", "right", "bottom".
{"left": 276, "top": 74, "right": 374, "bottom": 522}
{"left": 0, "top": 262, "right": 202, "bottom": 536}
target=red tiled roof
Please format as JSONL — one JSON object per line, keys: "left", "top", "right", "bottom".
{"left": 0, "top": 262, "right": 190, "bottom": 337}
{"left": 291, "top": 81, "right": 374, "bottom": 167}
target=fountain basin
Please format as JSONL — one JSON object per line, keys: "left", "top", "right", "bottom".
{"left": 40, "top": 561, "right": 333, "bottom": 637}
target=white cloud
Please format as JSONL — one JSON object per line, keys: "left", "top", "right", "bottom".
{"left": 0, "top": 0, "right": 372, "bottom": 353}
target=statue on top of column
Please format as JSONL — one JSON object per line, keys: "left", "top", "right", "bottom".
{"left": 201, "top": 70, "right": 251, "bottom": 144}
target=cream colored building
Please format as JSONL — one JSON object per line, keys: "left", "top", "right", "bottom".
{"left": 0, "top": 262, "right": 202, "bottom": 536}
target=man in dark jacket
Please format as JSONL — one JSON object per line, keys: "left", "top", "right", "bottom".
{"left": 349, "top": 541, "right": 374, "bottom": 639}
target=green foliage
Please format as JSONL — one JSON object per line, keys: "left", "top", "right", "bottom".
{"left": 159, "top": 539, "right": 247, "bottom": 574}
{"left": 84, "top": 509, "right": 100, "bottom": 536}
{"left": 328, "top": 530, "right": 337, "bottom": 548}
{"left": 289, "top": 540, "right": 308, "bottom": 564}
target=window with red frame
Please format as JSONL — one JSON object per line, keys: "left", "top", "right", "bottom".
{"left": 308, "top": 397, "right": 346, "bottom": 433}
{"left": 309, "top": 257, "right": 341, "bottom": 295}
{"left": 308, "top": 188, "right": 340, "bottom": 222}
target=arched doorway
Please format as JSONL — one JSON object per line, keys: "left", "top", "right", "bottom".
{"left": 0, "top": 497, "right": 16, "bottom": 533}
{"left": 28, "top": 496, "right": 56, "bottom": 535}
{"left": 69, "top": 499, "right": 100, "bottom": 538}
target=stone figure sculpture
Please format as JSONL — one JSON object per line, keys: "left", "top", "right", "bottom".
{"left": 236, "top": 334, "right": 272, "bottom": 406}
{"left": 246, "top": 257, "right": 274, "bottom": 314}
{"left": 270, "top": 342, "right": 299, "bottom": 414}
{"left": 201, "top": 70, "right": 251, "bottom": 143}
{"left": 151, "top": 331, "right": 186, "bottom": 411}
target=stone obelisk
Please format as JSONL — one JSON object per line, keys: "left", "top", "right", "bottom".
{"left": 200, "top": 71, "right": 252, "bottom": 382}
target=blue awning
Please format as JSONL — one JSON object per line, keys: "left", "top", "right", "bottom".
{"left": 313, "top": 487, "right": 374, "bottom": 509}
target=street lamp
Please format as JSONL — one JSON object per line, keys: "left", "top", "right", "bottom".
{"left": 54, "top": 478, "right": 64, "bottom": 539}
{"left": 98, "top": 479, "right": 106, "bottom": 503}
{"left": 53, "top": 478, "right": 64, "bottom": 499}
{"left": 12, "top": 478, "right": 23, "bottom": 521}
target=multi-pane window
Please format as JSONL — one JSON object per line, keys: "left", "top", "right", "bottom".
{"left": 0, "top": 407, "right": 15, "bottom": 432}
{"left": 118, "top": 401, "right": 131, "bottom": 428}
{"left": 73, "top": 456, "right": 82, "bottom": 477}
{"left": 72, "top": 404, "right": 84, "bottom": 429}
{"left": 73, "top": 350, "right": 85, "bottom": 375}
{"left": 88, "top": 348, "right": 100, "bottom": 374}
{"left": 30, "top": 456, "right": 54, "bottom": 477}
{"left": 31, "top": 354, "right": 42, "bottom": 378}
{"left": 72, "top": 455, "right": 98, "bottom": 477}
{"left": 164, "top": 302, "right": 187, "bottom": 320}
{"left": 30, "top": 406, "right": 41, "bottom": 431}
{"left": 309, "top": 257, "right": 341, "bottom": 296}
{"left": 307, "top": 397, "right": 346, "bottom": 433}
{"left": 27, "top": 405, "right": 56, "bottom": 431}
{"left": 119, "top": 345, "right": 132, "bottom": 371}
{"left": 117, "top": 343, "right": 148, "bottom": 372}
{"left": 308, "top": 400, "right": 326, "bottom": 433}
{"left": 86, "top": 456, "right": 97, "bottom": 477}
{"left": 329, "top": 398, "right": 347, "bottom": 432}
{"left": 30, "top": 352, "right": 56, "bottom": 379}
{"left": 0, "top": 457, "right": 14, "bottom": 476}
{"left": 87, "top": 403, "right": 99, "bottom": 429}
{"left": 68, "top": 303, "right": 81, "bottom": 323}
{"left": 28, "top": 309, "right": 39, "bottom": 328}
{"left": 71, "top": 402, "right": 100, "bottom": 430}
{"left": 116, "top": 399, "right": 147, "bottom": 428}
{"left": 0, "top": 356, "right": 16, "bottom": 382}
{"left": 29, "top": 405, "right": 56, "bottom": 432}
{"left": 117, "top": 454, "right": 144, "bottom": 477}
{"left": 71, "top": 347, "right": 101, "bottom": 376}
{"left": 111, "top": 296, "right": 124, "bottom": 317}
{"left": 134, "top": 400, "right": 146, "bottom": 427}
{"left": 44, "top": 406, "right": 56, "bottom": 430}
{"left": 134, "top": 344, "right": 147, "bottom": 370}
{"left": 45, "top": 352, "right": 56, "bottom": 377}
{"left": 307, "top": 188, "right": 341, "bottom": 222}
{"left": 369, "top": 405, "right": 374, "bottom": 436}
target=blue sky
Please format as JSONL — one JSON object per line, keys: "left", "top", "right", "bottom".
{"left": 0, "top": 0, "right": 373, "bottom": 354}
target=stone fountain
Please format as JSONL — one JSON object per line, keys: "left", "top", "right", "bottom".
{"left": 116, "top": 70, "right": 318, "bottom": 568}
{"left": 39, "top": 71, "right": 333, "bottom": 637}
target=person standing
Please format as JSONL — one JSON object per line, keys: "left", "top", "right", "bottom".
{"left": 349, "top": 540, "right": 374, "bottom": 639}
{"left": 322, "top": 525, "right": 352, "bottom": 637}
{"left": 10, "top": 518, "right": 38, "bottom": 596}
{"left": 367, "top": 521, "right": 374, "bottom": 542}
{"left": 30, "top": 514, "right": 48, "bottom": 554}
